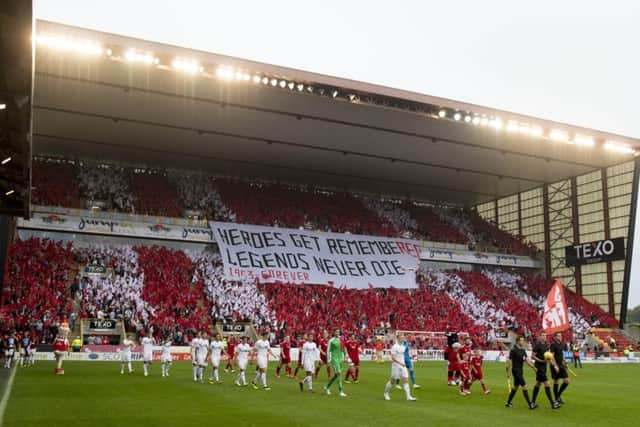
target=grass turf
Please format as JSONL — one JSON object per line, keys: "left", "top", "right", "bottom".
{"left": 2, "top": 361, "right": 638, "bottom": 427}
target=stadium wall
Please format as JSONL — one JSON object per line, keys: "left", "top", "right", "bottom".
{"left": 476, "top": 161, "right": 636, "bottom": 323}
{"left": 32, "top": 349, "right": 640, "bottom": 363}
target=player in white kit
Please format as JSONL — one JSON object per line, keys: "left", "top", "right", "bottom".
{"left": 252, "top": 332, "right": 277, "bottom": 390}
{"left": 191, "top": 333, "right": 200, "bottom": 382}
{"left": 234, "top": 336, "right": 251, "bottom": 386}
{"left": 141, "top": 334, "right": 155, "bottom": 377}
{"left": 120, "top": 335, "right": 135, "bottom": 374}
{"left": 27, "top": 339, "right": 37, "bottom": 367}
{"left": 208, "top": 333, "right": 227, "bottom": 384}
{"left": 194, "top": 333, "right": 209, "bottom": 383}
{"left": 384, "top": 334, "right": 416, "bottom": 401}
{"left": 20, "top": 334, "right": 30, "bottom": 367}
{"left": 4, "top": 333, "right": 16, "bottom": 368}
{"left": 160, "top": 337, "right": 172, "bottom": 377}
{"left": 299, "top": 333, "right": 320, "bottom": 392}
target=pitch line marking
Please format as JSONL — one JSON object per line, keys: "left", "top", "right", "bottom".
{"left": 0, "top": 366, "right": 17, "bottom": 427}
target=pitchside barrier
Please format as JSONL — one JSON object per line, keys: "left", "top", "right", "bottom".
{"left": 31, "top": 347, "right": 639, "bottom": 363}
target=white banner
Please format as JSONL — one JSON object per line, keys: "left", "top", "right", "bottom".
{"left": 211, "top": 222, "right": 422, "bottom": 288}
{"left": 421, "top": 248, "right": 541, "bottom": 269}
{"left": 18, "top": 212, "right": 214, "bottom": 242}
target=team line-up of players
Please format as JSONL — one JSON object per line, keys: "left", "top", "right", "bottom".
{"left": 2, "top": 333, "right": 37, "bottom": 368}
{"left": 120, "top": 329, "right": 499, "bottom": 403}
{"left": 123, "top": 329, "right": 419, "bottom": 400}
{"left": 47, "top": 328, "right": 571, "bottom": 406}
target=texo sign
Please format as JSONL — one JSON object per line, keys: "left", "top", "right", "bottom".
{"left": 565, "top": 238, "right": 625, "bottom": 267}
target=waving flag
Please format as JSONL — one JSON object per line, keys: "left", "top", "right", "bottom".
{"left": 541, "top": 279, "right": 570, "bottom": 333}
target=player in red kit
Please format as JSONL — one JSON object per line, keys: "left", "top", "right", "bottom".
{"left": 458, "top": 337, "right": 473, "bottom": 365}
{"left": 458, "top": 337, "right": 473, "bottom": 394}
{"left": 293, "top": 334, "right": 306, "bottom": 379}
{"left": 344, "top": 334, "right": 363, "bottom": 384}
{"left": 315, "top": 330, "right": 331, "bottom": 379}
{"left": 471, "top": 347, "right": 490, "bottom": 395}
{"left": 276, "top": 335, "right": 292, "bottom": 378}
{"left": 459, "top": 351, "right": 472, "bottom": 395}
{"left": 225, "top": 337, "right": 236, "bottom": 373}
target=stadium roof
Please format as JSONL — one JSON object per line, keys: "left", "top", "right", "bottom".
{"left": 33, "top": 20, "right": 640, "bottom": 206}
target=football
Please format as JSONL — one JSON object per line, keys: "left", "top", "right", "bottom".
{"left": 544, "top": 351, "right": 554, "bottom": 361}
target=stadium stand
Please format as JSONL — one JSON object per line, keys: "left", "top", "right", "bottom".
{"left": 590, "top": 328, "right": 633, "bottom": 351}
{"left": 134, "top": 245, "right": 211, "bottom": 338}
{"left": 216, "top": 180, "right": 397, "bottom": 236}
{"left": 422, "top": 270, "right": 510, "bottom": 333}
{"left": 259, "top": 280, "right": 488, "bottom": 346}
{"left": 31, "top": 159, "right": 81, "bottom": 208}
{"left": 516, "top": 273, "right": 619, "bottom": 329}
{"left": 405, "top": 203, "right": 468, "bottom": 244}
{"left": 357, "top": 196, "right": 419, "bottom": 239}
{"left": 190, "top": 252, "right": 273, "bottom": 325}
{"left": 467, "top": 209, "right": 538, "bottom": 256}
{"left": 432, "top": 206, "right": 478, "bottom": 245}
{"left": 169, "top": 173, "right": 234, "bottom": 221}
{"left": 0, "top": 238, "right": 75, "bottom": 343}
{"left": 455, "top": 270, "right": 540, "bottom": 336}
{"left": 76, "top": 245, "right": 151, "bottom": 331}
{"left": 130, "top": 172, "right": 181, "bottom": 218}
{"left": 0, "top": 237, "right": 623, "bottom": 348}
{"left": 14, "top": 160, "right": 627, "bottom": 348}
{"left": 78, "top": 162, "right": 135, "bottom": 213}
{"left": 31, "top": 160, "right": 542, "bottom": 252}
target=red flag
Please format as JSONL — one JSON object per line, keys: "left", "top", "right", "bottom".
{"left": 541, "top": 279, "right": 570, "bottom": 333}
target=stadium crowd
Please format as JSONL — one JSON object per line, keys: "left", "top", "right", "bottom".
{"left": 455, "top": 271, "right": 540, "bottom": 335}
{"left": 260, "top": 281, "right": 487, "bottom": 346}
{"left": 78, "top": 162, "right": 135, "bottom": 213}
{"left": 76, "top": 245, "right": 152, "bottom": 332}
{"left": 130, "top": 173, "right": 181, "bottom": 218}
{"left": 358, "top": 196, "right": 418, "bottom": 239}
{"left": 30, "top": 158, "right": 541, "bottom": 256}
{"left": 467, "top": 210, "right": 538, "bottom": 256}
{"left": 406, "top": 204, "right": 468, "bottom": 244}
{"left": 0, "top": 238, "right": 75, "bottom": 343}
{"left": 0, "top": 233, "right": 622, "bottom": 349}
{"left": 216, "top": 180, "right": 397, "bottom": 236}
{"left": 422, "top": 270, "right": 512, "bottom": 333}
{"left": 134, "top": 246, "right": 211, "bottom": 337}
{"left": 31, "top": 160, "right": 81, "bottom": 208}
{"left": 190, "top": 252, "right": 273, "bottom": 325}
{"left": 170, "top": 174, "right": 234, "bottom": 221}
{"left": 485, "top": 270, "right": 595, "bottom": 337}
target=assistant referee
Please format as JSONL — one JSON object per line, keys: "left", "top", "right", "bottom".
{"left": 505, "top": 336, "right": 535, "bottom": 408}
{"left": 530, "top": 331, "right": 561, "bottom": 410}
{"left": 550, "top": 332, "right": 570, "bottom": 405}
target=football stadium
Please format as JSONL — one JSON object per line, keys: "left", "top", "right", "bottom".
{"left": 1, "top": 2, "right": 639, "bottom": 426}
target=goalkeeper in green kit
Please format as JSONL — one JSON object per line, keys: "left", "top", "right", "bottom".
{"left": 324, "top": 329, "right": 348, "bottom": 397}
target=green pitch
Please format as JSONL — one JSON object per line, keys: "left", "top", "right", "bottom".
{"left": 2, "top": 361, "right": 638, "bottom": 427}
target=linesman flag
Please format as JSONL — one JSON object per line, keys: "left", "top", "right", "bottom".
{"left": 541, "top": 279, "right": 570, "bottom": 333}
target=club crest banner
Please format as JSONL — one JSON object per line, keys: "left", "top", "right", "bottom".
{"left": 211, "top": 222, "right": 421, "bottom": 288}
{"left": 542, "top": 279, "right": 570, "bottom": 333}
